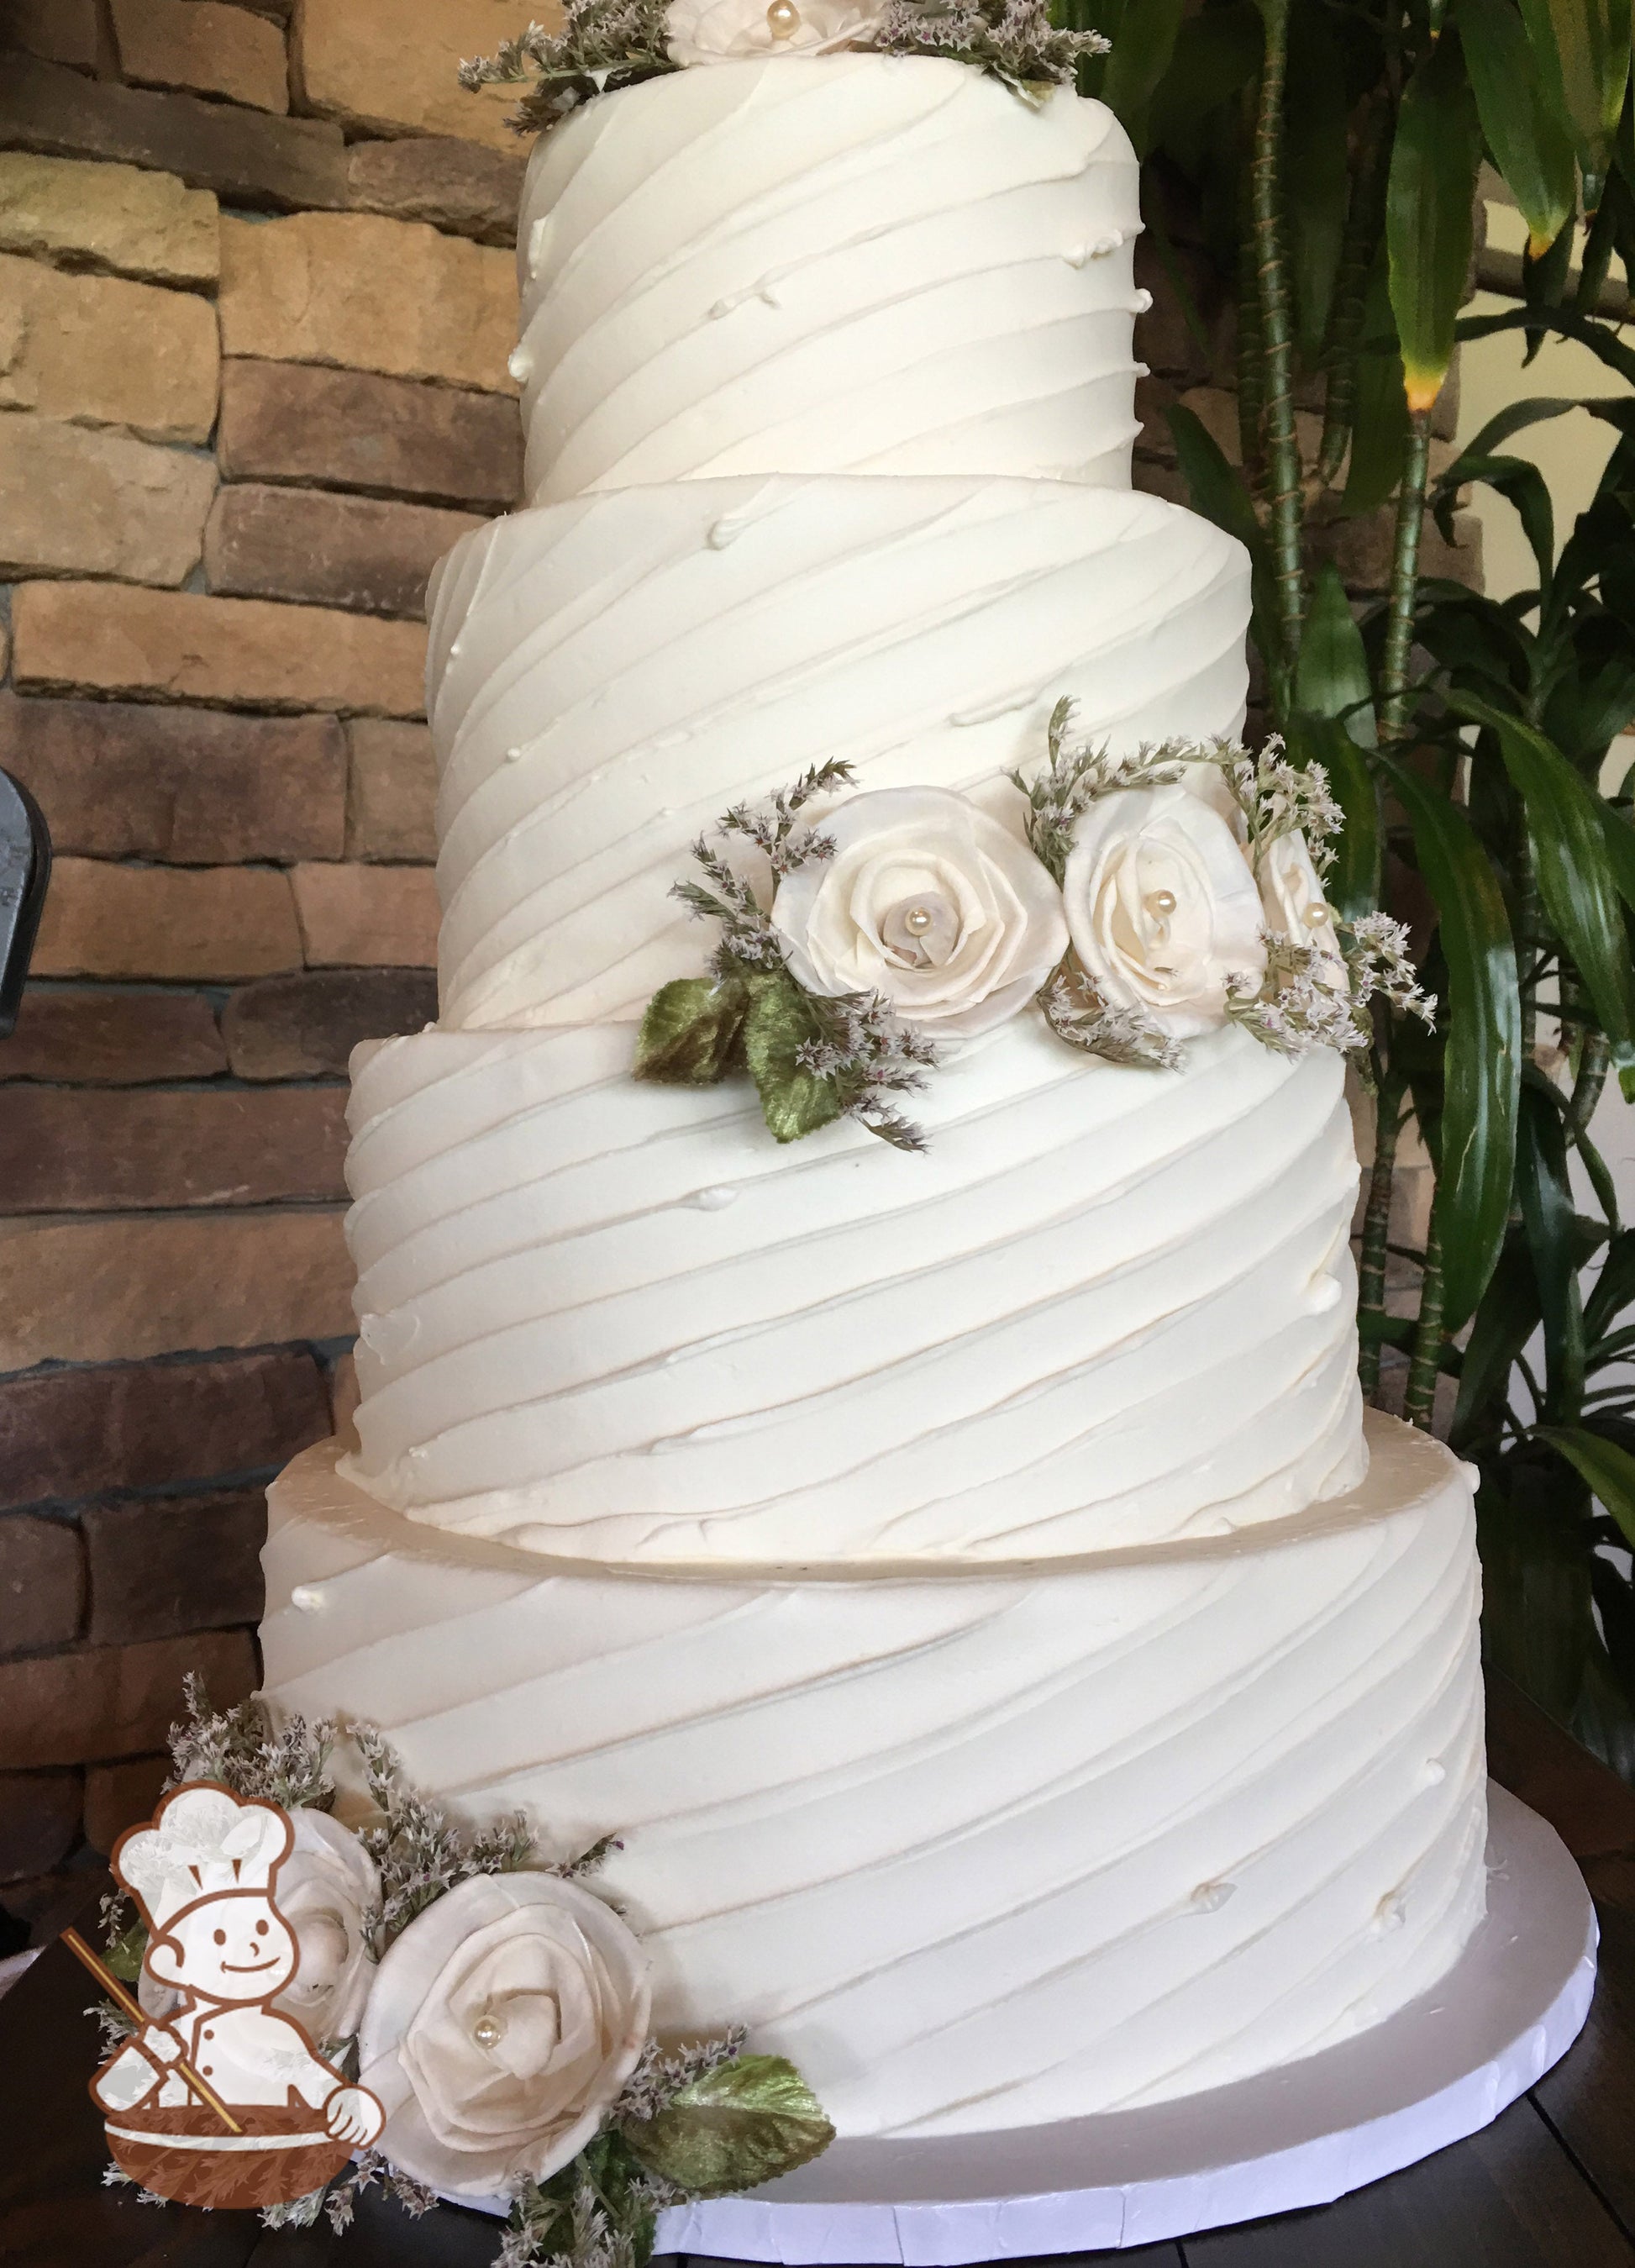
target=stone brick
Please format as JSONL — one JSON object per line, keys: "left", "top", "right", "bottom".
{"left": 219, "top": 210, "right": 517, "bottom": 394}
{"left": 1311, "top": 507, "right": 1485, "bottom": 595}
{"left": 0, "top": 986, "right": 228, "bottom": 1084}
{"left": 292, "top": 862, "right": 439, "bottom": 968}
{"left": 0, "top": 0, "right": 98, "bottom": 67}
{"left": 0, "top": 1628, "right": 256, "bottom": 1768}
{"left": 0, "top": 1350, "right": 330, "bottom": 1513}
{"left": 30, "top": 859, "right": 302, "bottom": 981}
{"left": 0, "top": 253, "right": 219, "bottom": 443}
{"left": 111, "top": 0, "right": 289, "bottom": 114}
{"left": 0, "top": 1865, "right": 96, "bottom": 1939}
{"left": 83, "top": 1755, "right": 167, "bottom": 1855}
{"left": 0, "top": 154, "right": 218, "bottom": 285}
{"left": 0, "top": 692, "right": 346, "bottom": 861}
{"left": 0, "top": 53, "right": 346, "bottom": 211}
{"left": 0, "top": 1513, "right": 84, "bottom": 1655}
{"left": 205, "top": 484, "right": 481, "bottom": 618}
{"left": 222, "top": 966, "right": 438, "bottom": 1076}
{"left": 0, "top": 1086, "right": 349, "bottom": 1210}
{"left": 12, "top": 581, "right": 427, "bottom": 717}
{"left": 218, "top": 357, "right": 521, "bottom": 508}
{"left": 346, "top": 718, "right": 436, "bottom": 860}
{"left": 0, "top": 1210, "right": 352, "bottom": 1369}
{"left": 0, "top": 417, "right": 216, "bottom": 587}
{"left": 84, "top": 1487, "right": 267, "bottom": 1645}
{"left": 292, "top": 0, "right": 546, "bottom": 151}
{"left": 345, "top": 134, "right": 525, "bottom": 245}
{"left": 0, "top": 1771, "right": 80, "bottom": 1883}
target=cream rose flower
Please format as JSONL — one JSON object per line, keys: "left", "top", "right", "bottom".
{"left": 137, "top": 1808, "right": 379, "bottom": 2044}
{"left": 770, "top": 786, "right": 1068, "bottom": 1037}
{"left": 1062, "top": 781, "right": 1266, "bottom": 1039}
{"left": 666, "top": 0, "right": 883, "bottom": 63}
{"left": 1257, "top": 829, "right": 1343, "bottom": 972}
{"left": 356, "top": 1873, "right": 650, "bottom": 2199}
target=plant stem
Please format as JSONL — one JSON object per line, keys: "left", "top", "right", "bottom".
{"left": 1317, "top": 95, "right": 1387, "bottom": 492}
{"left": 1404, "top": 1210, "right": 1446, "bottom": 1430}
{"left": 1249, "top": 0, "right": 1304, "bottom": 660}
{"left": 1357, "top": 1069, "right": 1404, "bottom": 1400}
{"left": 1569, "top": 1027, "right": 1611, "bottom": 1137}
{"left": 1379, "top": 408, "right": 1432, "bottom": 743}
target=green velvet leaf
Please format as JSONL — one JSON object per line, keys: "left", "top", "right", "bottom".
{"left": 105, "top": 1918, "right": 150, "bottom": 1985}
{"left": 633, "top": 977, "right": 747, "bottom": 1086}
{"left": 621, "top": 2055, "right": 836, "bottom": 2199}
{"left": 742, "top": 975, "right": 844, "bottom": 1144}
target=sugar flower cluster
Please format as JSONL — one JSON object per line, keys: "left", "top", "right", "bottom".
{"left": 636, "top": 707, "right": 1433, "bottom": 1149}
{"left": 98, "top": 1681, "right": 832, "bottom": 2268}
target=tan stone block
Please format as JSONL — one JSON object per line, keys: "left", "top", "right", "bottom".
{"left": 0, "top": 1209, "right": 354, "bottom": 1369}
{"left": 30, "top": 858, "right": 303, "bottom": 981}
{"left": 345, "top": 717, "right": 436, "bottom": 860}
{"left": 329, "top": 1347, "right": 360, "bottom": 1451}
{"left": 204, "top": 482, "right": 481, "bottom": 617}
{"left": 218, "top": 210, "right": 516, "bottom": 394}
{"left": 0, "top": 253, "right": 219, "bottom": 444}
{"left": 345, "top": 134, "right": 525, "bottom": 246}
{"left": 0, "top": 1085, "right": 349, "bottom": 1209}
{"left": 218, "top": 358, "right": 521, "bottom": 508}
{"left": 0, "top": 155, "right": 218, "bottom": 285}
{"left": 12, "top": 581, "right": 427, "bottom": 716}
{"left": 292, "top": 0, "right": 550, "bottom": 152}
{"left": 0, "top": 417, "right": 216, "bottom": 586}
{"left": 292, "top": 860, "right": 439, "bottom": 966}
{"left": 112, "top": 0, "right": 290, "bottom": 113}
{"left": 0, "top": 0, "right": 99, "bottom": 68}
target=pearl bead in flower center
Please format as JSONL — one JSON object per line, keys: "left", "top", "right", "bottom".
{"left": 1306, "top": 902, "right": 1330, "bottom": 927}
{"left": 903, "top": 905, "right": 934, "bottom": 935}
{"left": 472, "top": 2016, "right": 502, "bottom": 2049}
{"left": 766, "top": 0, "right": 801, "bottom": 36}
{"left": 1145, "top": 889, "right": 1178, "bottom": 917}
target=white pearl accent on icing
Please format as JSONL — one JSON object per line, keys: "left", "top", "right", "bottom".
{"left": 289, "top": 1585, "right": 324, "bottom": 1613}
{"left": 1190, "top": 1881, "right": 1237, "bottom": 1913}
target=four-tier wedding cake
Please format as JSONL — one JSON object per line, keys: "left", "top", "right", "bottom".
{"left": 260, "top": 46, "right": 1487, "bottom": 2143}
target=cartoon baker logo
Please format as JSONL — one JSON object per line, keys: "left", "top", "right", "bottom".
{"left": 81, "top": 1781, "right": 383, "bottom": 2210}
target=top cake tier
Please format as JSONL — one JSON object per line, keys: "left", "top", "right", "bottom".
{"left": 512, "top": 55, "right": 1143, "bottom": 504}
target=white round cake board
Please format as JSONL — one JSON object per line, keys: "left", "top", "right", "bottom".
{"left": 462, "top": 1783, "right": 1598, "bottom": 2261}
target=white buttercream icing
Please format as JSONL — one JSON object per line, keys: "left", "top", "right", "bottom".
{"left": 513, "top": 57, "right": 1143, "bottom": 503}
{"left": 263, "top": 1413, "right": 1485, "bottom": 2137}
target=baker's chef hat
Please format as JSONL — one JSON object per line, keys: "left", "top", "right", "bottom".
{"left": 115, "top": 1784, "right": 293, "bottom": 1931}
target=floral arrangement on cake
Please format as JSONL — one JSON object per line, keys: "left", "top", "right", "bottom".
{"left": 634, "top": 707, "right": 1432, "bottom": 1149}
{"left": 459, "top": 0, "right": 1107, "bottom": 134}
{"left": 92, "top": 1680, "right": 833, "bottom": 2265}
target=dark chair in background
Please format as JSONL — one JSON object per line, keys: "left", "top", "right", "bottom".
{"left": 0, "top": 766, "right": 49, "bottom": 1041}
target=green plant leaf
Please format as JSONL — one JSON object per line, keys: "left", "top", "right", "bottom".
{"left": 1433, "top": 453, "right": 1557, "bottom": 596}
{"left": 1586, "top": 1224, "right": 1635, "bottom": 1339}
{"left": 1517, "top": 0, "right": 1632, "bottom": 206}
{"left": 1287, "top": 713, "right": 1380, "bottom": 923}
{"left": 1452, "top": 1229, "right": 1541, "bottom": 1444}
{"left": 741, "top": 975, "right": 844, "bottom": 1144}
{"left": 1294, "top": 563, "right": 1377, "bottom": 744}
{"left": 633, "top": 976, "right": 748, "bottom": 1085}
{"left": 1341, "top": 251, "right": 1411, "bottom": 514}
{"left": 1456, "top": 0, "right": 1577, "bottom": 255}
{"left": 104, "top": 1918, "right": 150, "bottom": 1985}
{"left": 1387, "top": 34, "right": 1485, "bottom": 409}
{"left": 621, "top": 2056, "right": 836, "bottom": 2198}
{"left": 1518, "top": 1075, "right": 1588, "bottom": 1418}
{"left": 1099, "top": 0, "right": 1187, "bottom": 151}
{"left": 1534, "top": 1423, "right": 1635, "bottom": 1548}
{"left": 1284, "top": 4, "right": 1349, "bottom": 365}
{"left": 1448, "top": 691, "right": 1635, "bottom": 1101}
{"left": 1166, "top": 403, "right": 1285, "bottom": 707}
{"left": 1377, "top": 753, "right": 1522, "bottom": 1329}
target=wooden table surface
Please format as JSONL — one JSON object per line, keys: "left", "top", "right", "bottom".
{"left": 3, "top": 1676, "right": 1633, "bottom": 2268}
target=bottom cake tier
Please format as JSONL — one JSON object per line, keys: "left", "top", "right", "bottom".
{"left": 260, "top": 1409, "right": 1485, "bottom": 2140}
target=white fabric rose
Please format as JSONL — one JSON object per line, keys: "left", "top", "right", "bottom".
{"left": 1257, "top": 829, "right": 1343, "bottom": 972}
{"left": 136, "top": 1808, "right": 379, "bottom": 2045}
{"left": 1062, "top": 781, "right": 1267, "bottom": 1039}
{"left": 666, "top": 0, "right": 883, "bottom": 63}
{"left": 271, "top": 1808, "right": 381, "bottom": 2044}
{"left": 357, "top": 1873, "right": 650, "bottom": 2199}
{"left": 770, "top": 786, "right": 1068, "bottom": 1037}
